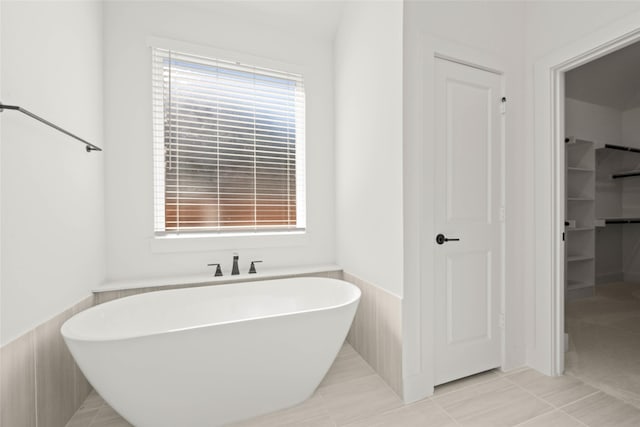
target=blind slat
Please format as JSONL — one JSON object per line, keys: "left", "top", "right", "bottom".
{"left": 153, "top": 46, "right": 305, "bottom": 233}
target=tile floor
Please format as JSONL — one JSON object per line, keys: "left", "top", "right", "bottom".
{"left": 565, "top": 281, "right": 640, "bottom": 409}
{"left": 66, "top": 337, "right": 640, "bottom": 427}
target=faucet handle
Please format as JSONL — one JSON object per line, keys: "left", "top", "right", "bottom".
{"left": 248, "top": 260, "right": 263, "bottom": 274}
{"left": 207, "top": 263, "right": 223, "bottom": 277}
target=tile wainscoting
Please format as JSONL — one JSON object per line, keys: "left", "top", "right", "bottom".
{"left": 343, "top": 272, "right": 403, "bottom": 398}
{"left": 1, "top": 296, "right": 94, "bottom": 427}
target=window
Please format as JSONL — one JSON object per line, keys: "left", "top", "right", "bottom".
{"left": 152, "top": 47, "right": 306, "bottom": 235}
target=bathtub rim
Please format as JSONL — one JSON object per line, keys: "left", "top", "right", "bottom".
{"left": 62, "top": 277, "right": 361, "bottom": 343}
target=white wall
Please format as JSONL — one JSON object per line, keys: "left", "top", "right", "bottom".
{"left": 0, "top": 1, "right": 105, "bottom": 345}
{"left": 565, "top": 98, "right": 622, "bottom": 145}
{"left": 524, "top": 2, "right": 640, "bottom": 62}
{"left": 103, "top": 1, "right": 336, "bottom": 281}
{"left": 334, "top": 0, "right": 404, "bottom": 297}
{"left": 622, "top": 107, "right": 640, "bottom": 149}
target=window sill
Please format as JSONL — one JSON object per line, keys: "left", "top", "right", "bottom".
{"left": 149, "top": 230, "right": 308, "bottom": 253}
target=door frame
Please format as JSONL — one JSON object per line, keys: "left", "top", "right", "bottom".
{"left": 402, "top": 35, "right": 507, "bottom": 403}
{"left": 532, "top": 12, "right": 640, "bottom": 376}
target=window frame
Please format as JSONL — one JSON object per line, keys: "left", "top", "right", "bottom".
{"left": 149, "top": 37, "right": 307, "bottom": 239}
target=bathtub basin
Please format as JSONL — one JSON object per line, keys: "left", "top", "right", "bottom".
{"left": 61, "top": 277, "right": 360, "bottom": 427}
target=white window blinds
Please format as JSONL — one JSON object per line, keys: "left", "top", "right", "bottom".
{"left": 152, "top": 47, "right": 306, "bottom": 234}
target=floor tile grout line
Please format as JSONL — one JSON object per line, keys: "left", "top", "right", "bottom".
{"left": 322, "top": 361, "right": 404, "bottom": 403}
{"left": 444, "top": 406, "right": 464, "bottom": 427}
{"left": 317, "top": 372, "right": 380, "bottom": 393}
{"left": 556, "top": 407, "right": 592, "bottom": 427}
{"left": 556, "top": 390, "right": 601, "bottom": 411}
{"left": 461, "top": 378, "right": 556, "bottom": 424}
{"left": 316, "top": 382, "right": 398, "bottom": 427}
{"left": 88, "top": 402, "right": 108, "bottom": 427}
{"left": 563, "top": 366, "right": 640, "bottom": 409}
{"left": 503, "top": 376, "right": 567, "bottom": 410}
{"left": 502, "top": 373, "right": 601, "bottom": 412}
{"left": 430, "top": 397, "right": 463, "bottom": 426}
{"left": 510, "top": 407, "right": 565, "bottom": 427}
{"left": 429, "top": 382, "right": 543, "bottom": 426}
{"left": 556, "top": 387, "right": 640, "bottom": 423}
{"left": 339, "top": 396, "right": 468, "bottom": 427}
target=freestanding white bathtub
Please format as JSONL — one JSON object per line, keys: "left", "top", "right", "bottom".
{"left": 61, "top": 277, "right": 360, "bottom": 427}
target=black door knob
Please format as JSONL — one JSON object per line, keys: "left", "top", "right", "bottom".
{"left": 436, "top": 233, "right": 460, "bottom": 245}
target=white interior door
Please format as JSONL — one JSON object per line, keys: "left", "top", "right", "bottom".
{"left": 434, "top": 57, "right": 504, "bottom": 386}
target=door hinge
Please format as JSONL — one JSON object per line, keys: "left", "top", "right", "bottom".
{"left": 500, "top": 97, "right": 507, "bottom": 115}
{"left": 499, "top": 206, "right": 506, "bottom": 222}
{"left": 499, "top": 313, "right": 505, "bottom": 329}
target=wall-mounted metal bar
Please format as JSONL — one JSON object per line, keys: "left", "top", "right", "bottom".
{"left": 0, "top": 103, "right": 102, "bottom": 152}
{"left": 605, "top": 218, "right": 640, "bottom": 224}
{"left": 612, "top": 170, "right": 640, "bottom": 179}
{"left": 604, "top": 143, "right": 640, "bottom": 154}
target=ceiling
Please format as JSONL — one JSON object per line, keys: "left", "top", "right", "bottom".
{"left": 566, "top": 40, "right": 640, "bottom": 111}
{"left": 187, "top": 0, "right": 347, "bottom": 42}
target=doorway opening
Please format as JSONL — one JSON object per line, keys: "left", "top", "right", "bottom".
{"left": 532, "top": 12, "right": 640, "bottom": 382}
{"left": 563, "top": 40, "right": 640, "bottom": 403}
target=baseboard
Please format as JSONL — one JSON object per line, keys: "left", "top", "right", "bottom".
{"left": 402, "top": 372, "right": 433, "bottom": 403}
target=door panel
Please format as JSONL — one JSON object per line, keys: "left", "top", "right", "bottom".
{"left": 446, "top": 80, "right": 491, "bottom": 223}
{"left": 446, "top": 251, "right": 492, "bottom": 344}
{"left": 434, "top": 58, "right": 503, "bottom": 386}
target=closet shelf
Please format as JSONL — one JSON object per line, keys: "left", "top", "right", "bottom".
{"left": 565, "top": 136, "right": 594, "bottom": 146}
{"left": 567, "top": 255, "right": 594, "bottom": 263}
{"left": 567, "top": 279, "right": 594, "bottom": 290}
{"left": 568, "top": 166, "right": 594, "bottom": 173}
{"left": 566, "top": 227, "right": 594, "bottom": 232}
{"left": 565, "top": 135, "right": 595, "bottom": 301}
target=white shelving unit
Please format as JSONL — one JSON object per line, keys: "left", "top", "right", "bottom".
{"left": 565, "top": 137, "right": 596, "bottom": 300}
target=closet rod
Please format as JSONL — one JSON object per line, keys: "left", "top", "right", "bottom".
{"left": 605, "top": 219, "right": 640, "bottom": 224}
{"left": 604, "top": 144, "right": 640, "bottom": 154}
{"left": 0, "top": 103, "right": 102, "bottom": 152}
{"left": 612, "top": 171, "right": 640, "bottom": 179}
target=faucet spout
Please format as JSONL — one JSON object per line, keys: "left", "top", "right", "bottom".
{"left": 232, "top": 254, "right": 240, "bottom": 275}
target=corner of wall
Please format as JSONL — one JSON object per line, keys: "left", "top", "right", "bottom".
{"left": 343, "top": 271, "right": 403, "bottom": 398}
